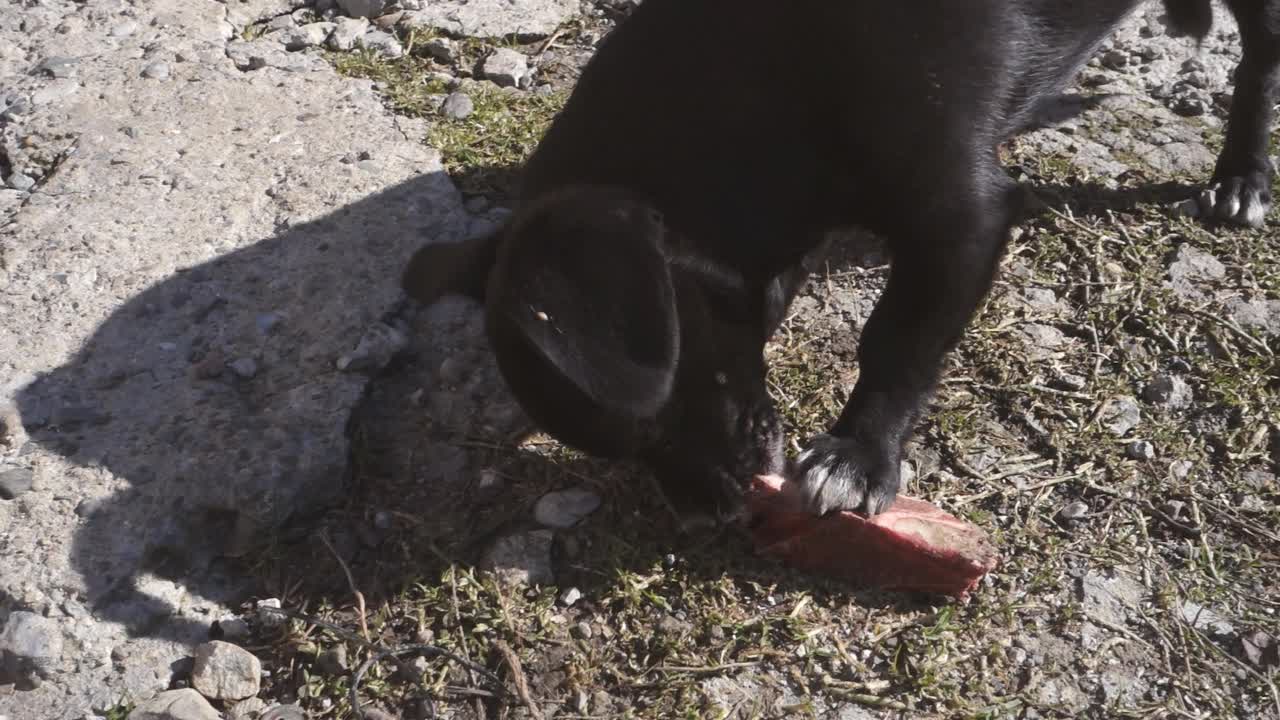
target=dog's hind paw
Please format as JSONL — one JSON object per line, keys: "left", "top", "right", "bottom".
{"left": 1196, "top": 170, "right": 1272, "bottom": 228}
{"left": 793, "top": 433, "right": 901, "bottom": 517}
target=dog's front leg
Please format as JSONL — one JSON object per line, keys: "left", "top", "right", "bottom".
{"left": 1200, "top": 0, "right": 1280, "bottom": 226}
{"left": 794, "top": 179, "right": 1018, "bottom": 516}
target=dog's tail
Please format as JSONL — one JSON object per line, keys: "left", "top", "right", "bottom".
{"left": 1162, "top": 0, "right": 1213, "bottom": 41}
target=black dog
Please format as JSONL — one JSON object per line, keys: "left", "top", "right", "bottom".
{"left": 404, "top": 0, "right": 1278, "bottom": 523}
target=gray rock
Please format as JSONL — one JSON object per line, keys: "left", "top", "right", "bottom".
{"left": 7, "top": 172, "right": 36, "bottom": 191}
{"left": 336, "top": 320, "right": 408, "bottom": 372}
{"left": 1180, "top": 601, "right": 1235, "bottom": 637}
{"left": 227, "top": 697, "right": 269, "bottom": 720}
{"left": 142, "top": 62, "right": 171, "bottom": 80}
{"left": 1033, "top": 676, "right": 1090, "bottom": 715}
{"left": 1100, "top": 396, "right": 1142, "bottom": 436}
{"left": 316, "top": 645, "right": 348, "bottom": 675}
{"left": 214, "top": 616, "right": 250, "bottom": 641}
{"left": 1142, "top": 375, "right": 1192, "bottom": 410}
{"left": 1126, "top": 440, "right": 1156, "bottom": 461}
{"left": 34, "top": 56, "right": 78, "bottom": 79}
{"left": 225, "top": 39, "right": 327, "bottom": 73}
{"left": 355, "top": 29, "right": 403, "bottom": 59}
{"left": 1057, "top": 501, "right": 1090, "bottom": 522}
{"left": 483, "top": 530, "right": 555, "bottom": 586}
{"left": 1166, "top": 245, "right": 1226, "bottom": 300}
{"left": 0, "top": 466, "right": 35, "bottom": 499}
{"left": 111, "top": 20, "right": 140, "bottom": 38}
{"left": 31, "top": 80, "right": 78, "bottom": 106}
{"left": 1017, "top": 322, "right": 1069, "bottom": 360}
{"left": 0, "top": 611, "right": 63, "bottom": 679}
{"left": 1171, "top": 88, "right": 1210, "bottom": 116}
{"left": 1079, "top": 569, "right": 1145, "bottom": 628}
{"left": 558, "top": 587, "right": 582, "bottom": 607}
{"left": 327, "top": 16, "right": 369, "bottom": 50}
{"left": 1100, "top": 667, "right": 1151, "bottom": 706}
{"left": 479, "top": 48, "right": 530, "bottom": 88}
{"left": 1242, "top": 469, "right": 1276, "bottom": 490}
{"left": 190, "top": 640, "right": 262, "bottom": 701}
{"left": 534, "top": 488, "right": 602, "bottom": 528}
{"left": 401, "top": 0, "right": 578, "bottom": 39}
{"left": 259, "top": 706, "right": 307, "bottom": 720}
{"left": 1225, "top": 298, "right": 1280, "bottom": 337}
{"left": 1240, "top": 631, "right": 1279, "bottom": 669}
{"left": 228, "top": 357, "right": 259, "bottom": 379}
{"left": 571, "top": 621, "right": 592, "bottom": 639}
{"left": 256, "top": 599, "right": 286, "bottom": 631}
{"left": 425, "top": 37, "right": 458, "bottom": 64}
{"left": 127, "top": 689, "right": 220, "bottom": 720}
{"left": 337, "top": 0, "right": 388, "bottom": 19}
{"left": 266, "top": 14, "right": 298, "bottom": 33}
{"left": 278, "top": 22, "right": 336, "bottom": 51}
{"left": 440, "top": 92, "right": 474, "bottom": 120}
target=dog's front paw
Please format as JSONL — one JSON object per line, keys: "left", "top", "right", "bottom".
{"left": 793, "top": 433, "right": 901, "bottom": 516}
{"left": 1197, "top": 170, "right": 1273, "bottom": 228}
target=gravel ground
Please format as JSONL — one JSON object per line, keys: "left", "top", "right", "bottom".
{"left": 1, "top": 1, "right": 1276, "bottom": 719}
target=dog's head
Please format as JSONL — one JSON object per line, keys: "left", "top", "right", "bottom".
{"left": 403, "top": 186, "right": 785, "bottom": 521}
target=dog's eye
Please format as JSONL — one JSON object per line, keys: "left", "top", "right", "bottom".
{"left": 714, "top": 371, "right": 728, "bottom": 386}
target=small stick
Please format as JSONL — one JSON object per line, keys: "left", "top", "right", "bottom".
{"left": 495, "top": 640, "right": 545, "bottom": 720}
{"left": 319, "top": 529, "right": 371, "bottom": 642}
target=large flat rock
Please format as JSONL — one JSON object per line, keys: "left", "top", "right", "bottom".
{"left": 0, "top": 0, "right": 468, "bottom": 716}
{"left": 401, "top": 0, "right": 578, "bottom": 39}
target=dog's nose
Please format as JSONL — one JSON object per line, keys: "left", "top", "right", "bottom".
{"left": 739, "top": 407, "right": 784, "bottom": 476}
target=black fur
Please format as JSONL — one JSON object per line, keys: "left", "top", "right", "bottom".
{"left": 404, "top": 0, "right": 1279, "bottom": 522}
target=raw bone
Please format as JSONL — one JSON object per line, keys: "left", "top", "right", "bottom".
{"left": 747, "top": 475, "right": 999, "bottom": 599}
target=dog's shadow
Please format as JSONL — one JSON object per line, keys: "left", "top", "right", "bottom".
{"left": 10, "top": 166, "right": 471, "bottom": 647}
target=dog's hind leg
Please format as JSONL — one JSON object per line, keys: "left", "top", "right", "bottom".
{"left": 792, "top": 161, "right": 1020, "bottom": 516}
{"left": 1199, "top": 0, "right": 1280, "bottom": 227}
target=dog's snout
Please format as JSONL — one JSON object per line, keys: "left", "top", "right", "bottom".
{"left": 738, "top": 404, "right": 784, "bottom": 477}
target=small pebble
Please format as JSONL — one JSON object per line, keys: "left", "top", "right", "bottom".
{"left": 256, "top": 312, "right": 282, "bottom": 334}
{"left": 534, "top": 488, "right": 602, "bottom": 529}
{"left": 216, "top": 615, "right": 251, "bottom": 641}
{"left": 424, "top": 37, "right": 457, "bottom": 63}
{"left": 440, "top": 91, "right": 474, "bottom": 120}
{"left": 141, "top": 61, "right": 170, "bottom": 80}
{"left": 6, "top": 172, "right": 36, "bottom": 191}
{"left": 480, "top": 47, "right": 529, "bottom": 88}
{"left": 1126, "top": 440, "right": 1156, "bottom": 461}
{"left": 190, "top": 641, "right": 261, "bottom": 700}
{"left": 571, "top": 621, "right": 593, "bottom": 639}
{"left": 558, "top": 587, "right": 582, "bottom": 607}
{"left": 0, "top": 466, "right": 35, "bottom": 500}
{"left": 373, "top": 510, "right": 393, "bottom": 530}
{"left": 110, "top": 20, "right": 139, "bottom": 37}
{"left": 256, "top": 598, "right": 285, "bottom": 629}
{"left": 228, "top": 358, "right": 258, "bottom": 379}
{"left": 1057, "top": 501, "right": 1090, "bottom": 522}
{"left": 35, "top": 56, "right": 77, "bottom": 78}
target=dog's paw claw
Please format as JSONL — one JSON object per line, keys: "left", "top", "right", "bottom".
{"left": 794, "top": 433, "right": 900, "bottom": 516}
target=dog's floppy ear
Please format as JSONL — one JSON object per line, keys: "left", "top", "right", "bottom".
{"left": 486, "top": 196, "right": 679, "bottom": 422}
{"left": 401, "top": 231, "right": 501, "bottom": 304}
